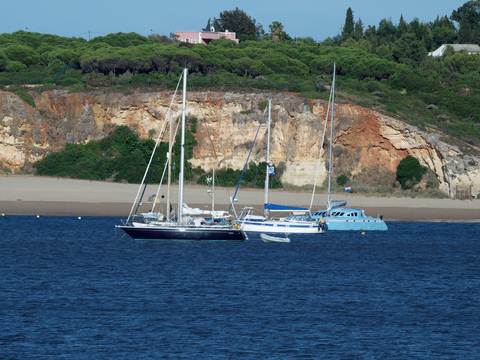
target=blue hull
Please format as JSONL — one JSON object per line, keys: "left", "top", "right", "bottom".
{"left": 118, "top": 225, "right": 246, "bottom": 241}
{"left": 325, "top": 219, "right": 388, "bottom": 231}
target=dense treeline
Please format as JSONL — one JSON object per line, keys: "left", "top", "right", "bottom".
{"left": 336, "top": 2, "right": 479, "bottom": 64}
{"left": 35, "top": 125, "right": 197, "bottom": 183}
{"left": 0, "top": 2, "right": 479, "bottom": 144}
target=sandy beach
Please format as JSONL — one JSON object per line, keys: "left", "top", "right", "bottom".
{"left": 1, "top": 175, "right": 479, "bottom": 221}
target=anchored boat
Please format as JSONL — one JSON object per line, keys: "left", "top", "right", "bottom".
{"left": 309, "top": 64, "right": 388, "bottom": 232}
{"left": 117, "top": 68, "right": 245, "bottom": 241}
{"left": 233, "top": 100, "right": 325, "bottom": 237}
{"left": 311, "top": 207, "right": 388, "bottom": 231}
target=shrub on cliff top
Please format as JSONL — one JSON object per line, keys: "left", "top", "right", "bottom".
{"left": 10, "top": 87, "right": 35, "bottom": 107}
{"left": 336, "top": 174, "right": 349, "bottom": 187}
{"left": 396, "top": 155, "right": 426, "bottom": 189}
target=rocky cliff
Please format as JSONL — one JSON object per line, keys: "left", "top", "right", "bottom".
{"left": 0, "top": 89, "right": 478, "bottom": 198}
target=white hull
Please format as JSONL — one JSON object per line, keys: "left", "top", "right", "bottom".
{"left": 240, "top": 220, "right": 323, "bottom": 234}
{"left": 261, "top": 234, "right": 291, "bottom": 243}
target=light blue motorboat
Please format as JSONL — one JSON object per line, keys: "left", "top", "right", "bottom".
{"left": 310, "top": 203, "right": 388, "bottom": 231}
{"left": 307, "top": 63, "right": 388, "bottom": 232}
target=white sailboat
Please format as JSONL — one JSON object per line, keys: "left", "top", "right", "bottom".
{"left": 237, "top": 99, "right": 325, "bottom": 235}
{"left": 117, "top": 68, "right": 246, "bottom": 241}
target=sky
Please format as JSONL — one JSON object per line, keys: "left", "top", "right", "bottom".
{"left": 0, "top": 0, "right": 467, "bottom": 40}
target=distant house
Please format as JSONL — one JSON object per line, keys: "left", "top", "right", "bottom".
{"left": 428, "top": 44, "right": 480, "bottom": 57}
{"left": 174, "top": 27, "right": 239, "bottom": 45}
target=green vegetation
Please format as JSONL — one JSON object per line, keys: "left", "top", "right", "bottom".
{"left": 34, "top": 124, "right": 280, "bottom": 188}
{"left": 35, "top": 124, "right": 197, "bottom": 183}
{"left": 336, "top": 174, "right": 349, "bottom": 187}
{"left": 0, "top": 2, "right": 479, "bottom": 146}
{"left": 396, "top": 156, "right": 427, "bottom": 189}
{"left": 451, "top": 1, "right": 480, "bottom": 43}
{"left": 207, "top": 7, "right": 264, "bottom": 41}
{"left": 269, "top": 21, "right": 290, "bottom": 42}
{"left": 341, "top": 8, "right": 355, "bottom": 41}
{"left": 197, "top": 162, "right": 282, "bottom": 188}
{"left": 10, "top": 86, "right": 35, "bottom": 107}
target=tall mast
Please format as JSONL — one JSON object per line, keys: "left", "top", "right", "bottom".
{"left": 327, "top": 63, "right": 336, "bottom": 210}
{"left": 178, "top": 68, "right": 188, "bottom": 223}
{"left": 264, "top": 99, "right": 272, "bottom": 216}
{"left": 166, "top": 103, "right": 173, "bottom": 220}
{"left": 211, "top": 167, "right": 215, "bottom": 213}
{"left": 204, "top": 125, "right": 218, "bottom": 215}
{"left": 308, "top": 83, "right": 333, "bottom": 210}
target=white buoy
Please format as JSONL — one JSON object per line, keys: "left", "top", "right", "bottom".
{"left": 77, "top": 216, "right": 82, "bottom": 220}
{"left": 1, "top": 213, "right": 5, "bottom": 217}
{"left": 361, "top": 231, "right": 366, "bottom": 236}
{"left": 36, "top": 214, "right": 40, "bottom": 218}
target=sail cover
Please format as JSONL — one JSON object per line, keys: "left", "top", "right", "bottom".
{"left": 264, "top": 203, "right": 309, "bottom": 212}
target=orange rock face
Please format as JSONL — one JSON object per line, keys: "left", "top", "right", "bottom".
{"left": 0, "top": 89, "right": 478, "bottom": 197}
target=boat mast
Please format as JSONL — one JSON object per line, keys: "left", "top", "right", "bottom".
{"left": 166, "top": 102, "right": 173, "bottom": 221}
{"left": 308, "top": 83, "right": 333, "bottom": 210}
{"left": 178, "top": 68, "right": 188, "bottom": 223}
{"left": 204, "top": 125, "right": 219, "bottom": 215}
{"left": 211, "top": 166, "right": 215, "bottom": 214}
{"left": 229, "top": 122, "right": 262, "bottom": 217}
{"left": 264, "top": 99, "right": 272, "bottom": 217}
{"left": 326, "top": 63, "right": 336, "bottom": 210}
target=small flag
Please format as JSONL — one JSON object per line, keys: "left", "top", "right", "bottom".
{"left": 267, "top": 164, "right": 275, "bottom": 176}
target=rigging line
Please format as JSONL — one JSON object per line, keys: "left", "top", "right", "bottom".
{"left": 229, "top": 106, "right": 269, "bottom": 217}
{"left": 309, "top": 82, "right": 334, "bottom": 211}
{"left": 126, "top": 74, "right": 183, "bottom": 223}
{"left": 327, "top": 63, "right": 336, "bottom": 210}
{"left": 150, "top": 156, "right": 169, "bottom": 213}
{"left": 133, "top": 183, "right": 148, "bottom": 216}
{"left": 127, "top": 118, "right": 169, "bottom": 223}
{"left": 228, "top": 122, "right": 262, "bottom": 217}
{"left": 151, "top": 115, "right": 182, "bottom": 212}
{"left": 203, "top": 122, "right": 233, "bottom": 208}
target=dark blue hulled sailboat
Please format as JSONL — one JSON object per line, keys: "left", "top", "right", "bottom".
{"left": 117, "top": 68, "right": 245, "bottom": 241}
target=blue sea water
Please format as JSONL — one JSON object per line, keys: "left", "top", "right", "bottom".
{"left": 1, "top": 217, "right": 480, "bottom": 359}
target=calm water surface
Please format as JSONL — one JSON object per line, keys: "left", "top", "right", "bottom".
{"left": 1, "top": 217, "right": 480, "bottom": 359}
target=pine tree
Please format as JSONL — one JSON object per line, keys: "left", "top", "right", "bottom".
{"left": 451, "top": 0, "right": 480, "bottom": 44}
{"left": 354, "top": 19, "right": 364, "bottom": 39}
{"left": 398, "top": 15, "right": 408, "bottom": 35}
{"left": 431, "top": 16, "right": 457, "bottom": 47}
{"left": 342, "top": 7, "right": 355, "bottom": 40}
{"left": 212, "top": 7, "right": 261, "bottom": 41}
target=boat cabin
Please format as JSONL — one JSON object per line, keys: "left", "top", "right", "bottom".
{"left": 312, "top": 208, "right": 366, "bottom": 219}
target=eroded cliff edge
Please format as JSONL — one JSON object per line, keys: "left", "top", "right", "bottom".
{"left": 0, "top": 89, "right": 478, "bottom": 198}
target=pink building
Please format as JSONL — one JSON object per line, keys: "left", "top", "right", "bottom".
{"left": 174, "top": 30, "right": 239, "bottom": 44}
